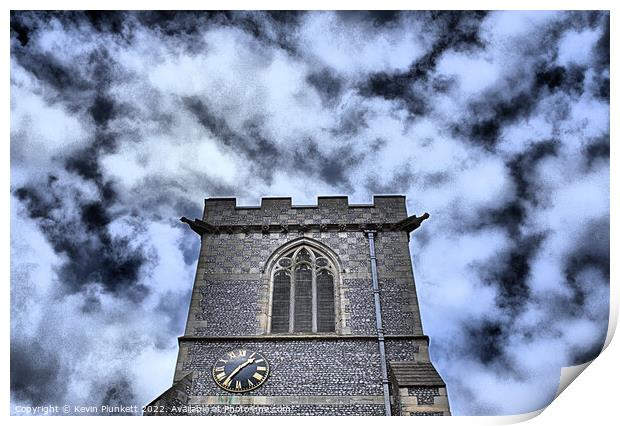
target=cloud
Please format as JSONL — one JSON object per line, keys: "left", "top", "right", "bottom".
{"left": 10, "top": 11, "right": 609, "bottom": 415}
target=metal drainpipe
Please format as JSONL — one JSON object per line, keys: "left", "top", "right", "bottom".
{"left": 365, "top": 230, "right": 392, "bottom": 416}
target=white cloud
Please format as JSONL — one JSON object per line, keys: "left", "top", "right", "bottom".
{"left": 437, "top": 52, "right": 500, "bottom": 94}
{"left": 297, "top": 12, "right": 425, "bottom": 77}
{"left": 482, "top": 11, "right": 560, "bottom": 42}
{"left": 557, "top": 28, "right": 601, "bottom": 67}
{"left": 10, "top": 73, "right": 87, "bottom": 172}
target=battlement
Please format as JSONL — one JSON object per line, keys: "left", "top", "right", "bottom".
{"left": 202, "top": 195, "right": 409, "bottom": 226}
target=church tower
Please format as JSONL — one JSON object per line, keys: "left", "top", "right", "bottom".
{"left": 145, "top": 196, "right": 450, "bottom": 416}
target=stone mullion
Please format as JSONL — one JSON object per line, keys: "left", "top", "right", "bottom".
{"left": 289, "top": 266, "right": 296, "bottom": 333}
{"left": 311, "top": 263, "right": 318, "bottom": 333}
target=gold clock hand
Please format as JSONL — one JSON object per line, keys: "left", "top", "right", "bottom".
{"left": 222, "top": 358, "right": 255, "bottom": 386}
{"left": 223, "top": 359, "right": 254, "bottom": 386}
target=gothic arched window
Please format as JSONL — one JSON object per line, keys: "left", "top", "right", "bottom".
{"left": 270, "top": 246, "right": 336, "bottom": 333}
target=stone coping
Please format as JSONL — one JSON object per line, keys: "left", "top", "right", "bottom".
{"left": 178, "top": 334, "right": 430, "bottom": 342}
{"left": 180, "top": 214, "right": 429, "bottom": 236}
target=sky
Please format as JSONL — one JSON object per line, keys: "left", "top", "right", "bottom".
{"left": 9, "top": 11, "right": 610, "bottom": 415}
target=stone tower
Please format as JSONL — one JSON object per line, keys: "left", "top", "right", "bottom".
{"left": 145, "top": 196, "right": 450, "bottom": 416}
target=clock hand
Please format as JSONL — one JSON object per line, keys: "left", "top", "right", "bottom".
{"left": 223, "top": 358, "right": 255, "bottom": 386}
{"left": 222, "top": 358, "right": 255, "bottom": 386}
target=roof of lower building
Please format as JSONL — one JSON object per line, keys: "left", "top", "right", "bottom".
{"left": 389, "top": 361, "right": 446, "bottom": 387}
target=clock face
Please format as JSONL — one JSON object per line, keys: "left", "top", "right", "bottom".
{"left": 212, "top": 349, "right": 270, "bottom": 393}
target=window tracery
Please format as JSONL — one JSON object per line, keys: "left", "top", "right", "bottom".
{"left": 270, "top": 246, "right": 336, "bottom": 333}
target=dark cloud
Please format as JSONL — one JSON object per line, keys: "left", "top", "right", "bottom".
{"left": 410, "top": 11, "right": 488, "bottom": 77}
{"left": 89, "top": 94, "right": 117, "bottom": 126}
{"left": 465, "top": 141, "right": 559, "bottom": 236}
{"left": 486, "top": 201, "right": 526, "bottom": 236}
{"left": 466, "top": 320, "right": 506, "bottom": 366}
{"left": 227, "top": 11, "right": 301, "bottom": 53}
{"left": 535, "top": 64, "right": 585, "bottom": 95}
{"left": 14, "top": 179, "right": 62, "bottom": 220}
{"left": 592, "top": 14, "right": 610, "bottom": 100}
{"left": 183, "top": 96, "right": 281, "bottom": 182}
{"left": 561, "top": 217, "right": 609, "bottom": 365}
{"left": 361, "top": 72, "right": 428, "bottom": 116}
{"left": 122, "top": 172, "right": 235, "bottom": 224}
{"left": 449, "top": 12, "right": 609, "bottom": 151}
{"left": 81, "top": 291, "right": 103, "bottom": 313}
{"left": 508, "top": 139, "right": 559, "bottom": 204}
{"left": 570, "top": 341, "right": 604, "bottom": 366}
{"left": 100, "top": 380, "right": 137, "bottom": 415}
{"left": 82, "top": 11, "right": 128, "bottom": 35}
{"left": 306, "top": 68, "right": 344, "bottom": 107}
{"left": 81, "top": 201, "right": 111, "bottom": 230}
{"left": 10, "top": 340, "right": 66, "bottom": 406}
{"left": 292, "top": 139, "right": 363, "bottom": 188}
{"left": 13, "top": 49, "right": 92, "bottom": 96}
{"left": 453, "top": 90, "right": 541, "bottom": 150}
{"left": 27, "top": 34, "right": 138, "bottom": 300}
{"left": 65, "top": 139, "right": 111, "bottom": 183}
{"left": 584, "top": 135, "right": 610, "bottom": 168}
{"left": 336, "top": 11, "right": 402, "bottom": 26}
{"left": 365, "top": 165, "right": 415, "bottom": 195}
{"left": 14, "top": 176, "right": 148, "bottom": 301}
{"left": 458, "top": 143, "right": 557, "bottom": 353}
{"left": 10, "top": 12, "right": 32, "bottom": 46}
{"left": 359, "top": 11, "right": 488, "bottom": 116}
{"left": 331, "top": 106, "right": 369, "bottom": 137}
{"left": 485, "top": 235, "right": 544, "bottom": 312}
{"left": 564, "top": 217, "right": 610, "bottom": 297}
